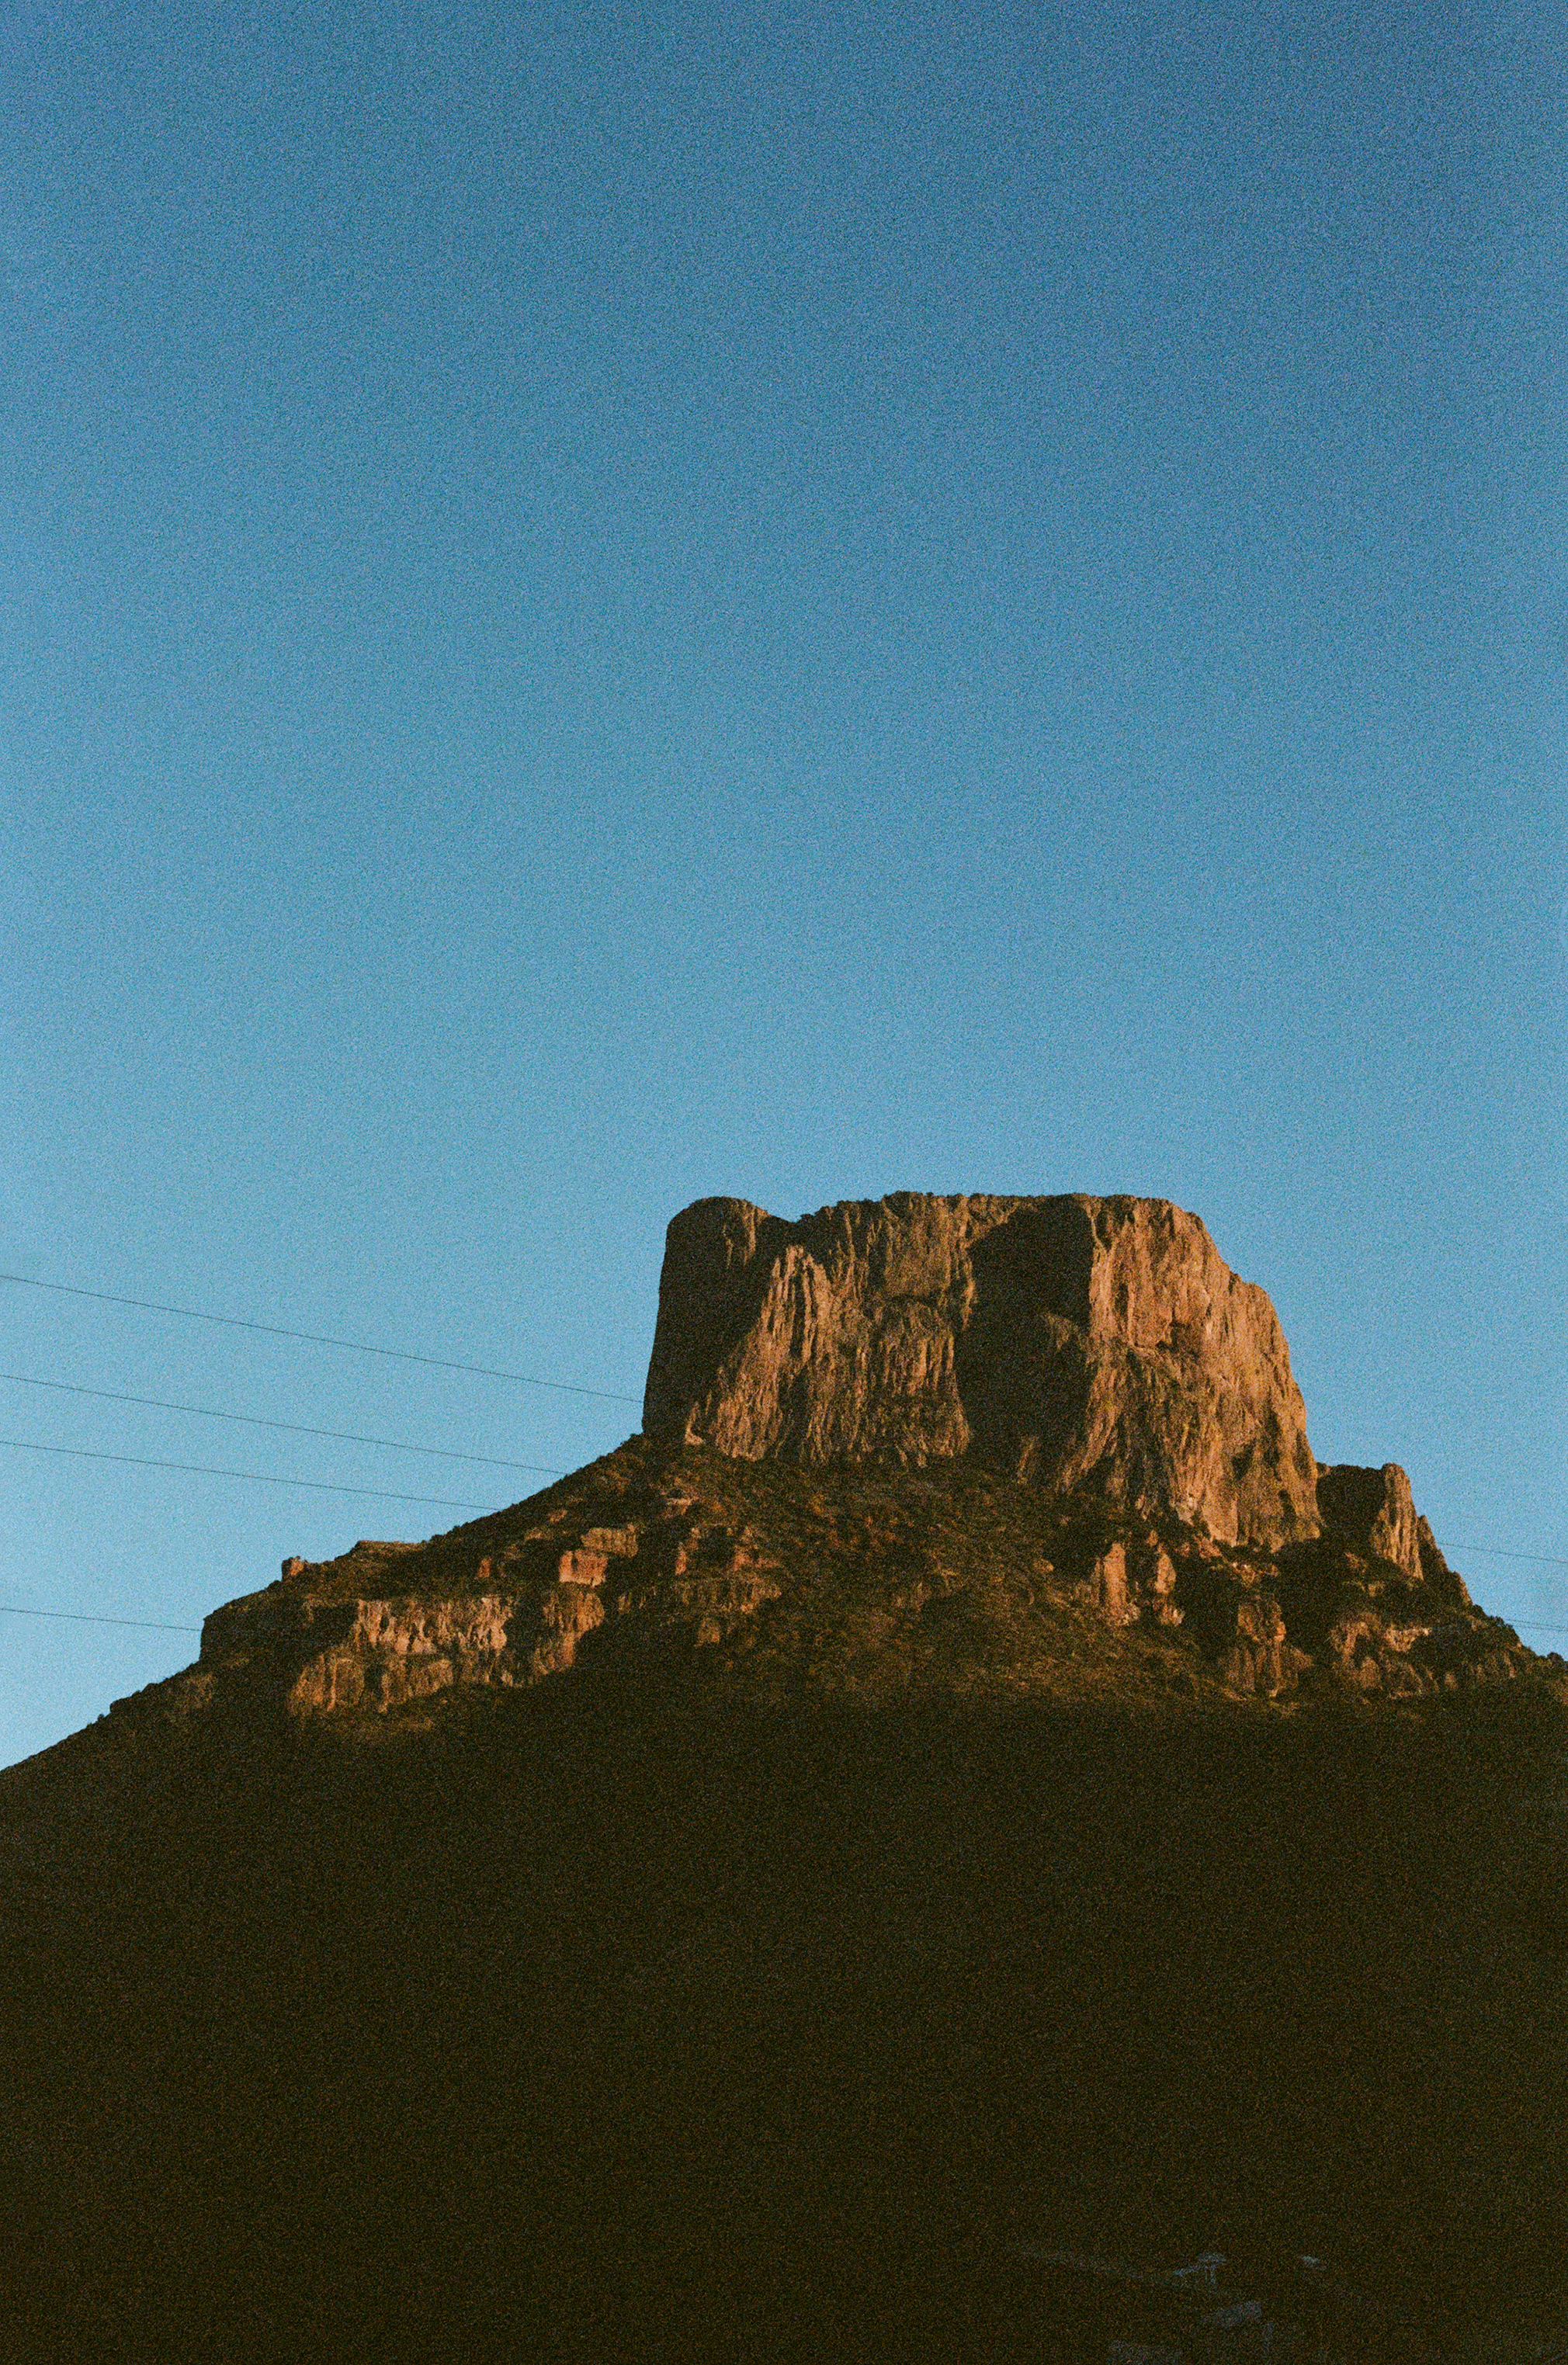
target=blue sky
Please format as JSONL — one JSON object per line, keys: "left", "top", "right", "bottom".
{"left": 3, "top": 0, "right": 1565, "bottom": 1766}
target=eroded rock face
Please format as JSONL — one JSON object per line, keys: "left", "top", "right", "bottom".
{"left": 1080, "top": 1537, "right": 1184, "bottom": 1630}
{"left": 1310, "top": 1463, "right": 1473, "bottom": 1617}
{"left": 196, "top": 1493, "right": 786, "bottom": 1720}
{"left": 170, "top": 1431, "right": 1533, "bottom": 1730}
{"left": 1067, "top": 1521, "right": 1514, "bottom": 1702}
{"left": 644, "top": 1193, "right": 1321, "bottom": 1548}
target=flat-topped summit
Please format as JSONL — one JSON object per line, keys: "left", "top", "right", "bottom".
{"left": 644, "top": 1192, "right": 1321, "bottom": 1548}
{"left": 92, "top": 1186, "right": 1504, "bottom": 1737}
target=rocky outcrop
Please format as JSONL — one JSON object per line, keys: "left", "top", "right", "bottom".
{"left": 1063, "top": 1517, "right": 1519, "bottom": 1702}
{"left": 1310, "top": 1462, "right": 1473, "bottom": 1619}
{"left": 1316, "top": 1463, "right": 1423, "bottom": 1583}
{"left": 1078, "top": 1536, "right": 1185, "bottom": 1630}
{"left": 196, "top": 1488, "right": 786, "bottom": 1720}
{"left": 644, "top": 1193, "right": 1321, "bottom": 1548}
{"left": 172, "top": 1427, "right": 1536, "bottom": 1728}
{"left": 200, "top": 1533, "right": 620, "bottom": 1711}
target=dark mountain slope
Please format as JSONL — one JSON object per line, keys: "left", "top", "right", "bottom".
{"left": 2, "top": 1448, "right": 1566, "bottom": 2362}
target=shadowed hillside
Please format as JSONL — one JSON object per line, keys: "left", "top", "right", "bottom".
{"left": 2, "top": 1443, "right": 1567, "bottom": 2362}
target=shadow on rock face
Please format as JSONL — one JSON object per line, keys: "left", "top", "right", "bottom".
{"left": 642, "top": 1192, "right": 1322, "bottom": 1546}
{"left": 956, "top": 1202, "right": 1096, "bottom": 1482}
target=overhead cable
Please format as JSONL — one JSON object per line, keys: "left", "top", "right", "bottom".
{"left": 0, "top": 1601, "right": 201, "bottom": 1635}
{"left": 1447, "top": 1541, "right": 1568, "bottom": 1569}
{"left": 0, "top": 1436, "right": 493, "bottom": 1511}
{"left": 0, "top": 1371, "right": 565, "bottom": 1475}
{"left": 0, "top": 1272, "right": 642, "bottom": 1403}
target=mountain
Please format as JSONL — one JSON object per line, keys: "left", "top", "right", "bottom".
{"left": 179, "top": 1193, "right": 1524, "bottom": 1724}
{"left": 1, "top": 1195, "right": 1565, "bottom": 2363}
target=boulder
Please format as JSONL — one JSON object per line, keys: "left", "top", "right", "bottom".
{"left": 644, "top": 1193, "right": 1321, "bottom": 1547}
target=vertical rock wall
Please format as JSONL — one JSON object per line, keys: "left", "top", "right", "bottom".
{"left": 643, "top": 1192, "right": 1323, "bottom": 1547}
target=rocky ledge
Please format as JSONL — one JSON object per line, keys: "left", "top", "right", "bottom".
{"left": 193, "top": 1474, "right": 785, "bottom": 1720}
{"left": 155, "top": 1434, "right": 1528, "bottom": 1729}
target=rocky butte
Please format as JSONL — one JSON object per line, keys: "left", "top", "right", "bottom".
{"left": 180, "top": 1191, "right": 1512, "bottom": 1721}
{"left": 645, "top": 1191, "right": 1327, "bottom": 1538}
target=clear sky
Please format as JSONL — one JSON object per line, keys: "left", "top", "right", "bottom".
{"left": 3, "top": 1, "right": 1565, "bottom": 1768}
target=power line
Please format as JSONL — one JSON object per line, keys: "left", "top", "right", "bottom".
{"left": 0, "top": 1372, "right": 566, "bottom": 1476}
{"left": 1448, "top": 1541, "right": 1568, "bottom": 1569}
{"left": 0, "top": 1437, "right": 494, "bottom": 1511}
{"left": 0, "top": 1272, "right": 643, "bottom": 1405}
{"left": 0, "top": 1601, "right": 200, "bottom": 1635}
